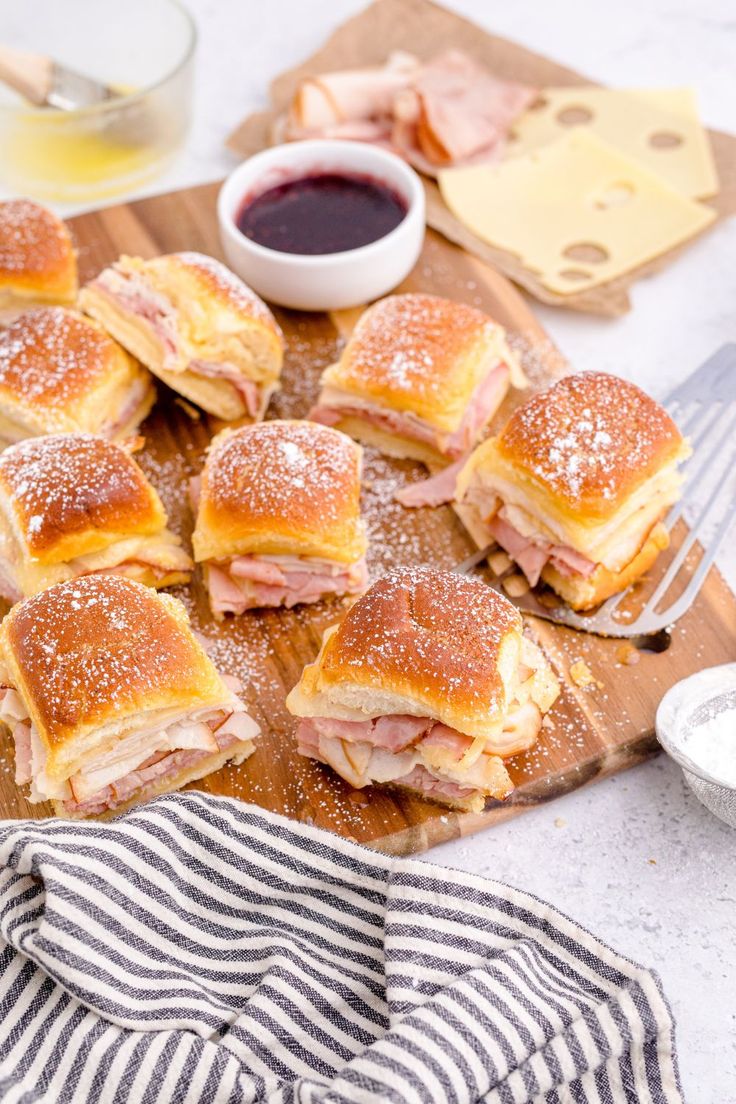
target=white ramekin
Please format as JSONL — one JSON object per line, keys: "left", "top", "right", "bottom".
{"left": 217, "top": 140, "right": 425, "bottom": 311}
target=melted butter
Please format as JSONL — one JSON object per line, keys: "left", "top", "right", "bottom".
{"left": 0, "top": 89, "right": 173, "bottom": 202}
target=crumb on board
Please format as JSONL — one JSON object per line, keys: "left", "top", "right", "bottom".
{"left": 502, "top": 573, "right": 530, "bottom": 597}
{"left": 569, "top": 659, "right": 604, "bottom": 690}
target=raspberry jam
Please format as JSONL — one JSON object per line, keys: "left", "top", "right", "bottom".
{"left": 236, "top": 172, "right": 408, "bottom": 255}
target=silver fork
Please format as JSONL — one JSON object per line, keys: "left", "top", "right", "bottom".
{"left": 454, "top": 344, "right": 736, "bottom": 639}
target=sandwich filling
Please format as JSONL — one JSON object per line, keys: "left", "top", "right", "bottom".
{"left": 309, "top": 360, "right": 510, "bottom": 460}
{"left": 293, "top": 636, "right": 552, "bottom": 807}
{"left": 205, "top": 553, "right": 369, "bottom": 616}
{"left": 85, "top": 266, "right": 272, "bottom": 419}
{"left": 0, "top": 681, "right": 258, "bottom": 817}
{"left": 458, "top": 458, "right": 685, "bottom": 588}
{"left": 0, "top": 526, "right": 192, "bottom": 603}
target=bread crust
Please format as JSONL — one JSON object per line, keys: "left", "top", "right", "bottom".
{"left": 491, "top": 372, "right": 685, "bottom": 521}
{"left": 0, "top": 200, "right": 77, "bottom": 306}
{"left": 193, "top": 420, "right": 367, "bottom": 564}
{"left": 0, "top": 576, "right": 229, "bottom": 774}
{"left": 0, "top": 434, "right": 167, "bottom": 565}
{"left": 320, "top": 293, "right": 515, "bottom": 433}
{"left": 295, "top": 567, "right": 525, "bottom": 738}
{"left": 0, "top": 308, "right": 154, "bottom": 440}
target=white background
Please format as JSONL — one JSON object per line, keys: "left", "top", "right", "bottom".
{"left": 3, "top": 0, "right": 735, "bottom": 1096}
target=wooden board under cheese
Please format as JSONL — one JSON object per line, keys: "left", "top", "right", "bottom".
{"left": 438, "top": 131, "right": 716, "bottom": 296}
{"left": 507, "top": 86, "right": 719, "bottom": 199}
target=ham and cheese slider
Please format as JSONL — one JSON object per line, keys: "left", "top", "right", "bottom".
{"left": 79, "top": 251, "right": 284, "bottom": 421}
{"left": 0, "top": 433, "right": 192, "bottom": 603}
{"left": 192, "top": 419, "right": 368, "bottom": 617}
{"left": 0, "top": 575, "right": 259, "bottom": 819}
{"left": 287, "top": 566, "right": 559, "bottom": 812}
{"left": 456, "top": 372, "right": 691, "bottom": 611}
{"left": 0, "top": 307, "right": 154, "bottom": 447}
{"left": 310, "top": 293, "right": 521, "bottom": 467}
{"left": 0, "top": 199, "right": 77, "bottom": 321}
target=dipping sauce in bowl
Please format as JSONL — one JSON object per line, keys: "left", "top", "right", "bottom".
{"left": 218, "top": 140, "right": 425, "bottom": 310}
{"left": 236, "top": 173, "right": 408, "bottom": 255}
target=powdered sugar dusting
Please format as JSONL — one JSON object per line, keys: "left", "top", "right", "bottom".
{"left": 501, "top": 371, "right": 682, "bottom": 505}
{"left": 337, "top": 293, "right": 497, "bottom": 402}
{"left": 323, "top": 565, "right": 521, "bottom": 712}
{"left": 0, "top": 199, "right": 72, "bottom": 277}
{"left": 7, "top": 575, "right": 210, "bottom": 740}
{"left": 0, "top": 434, "right": 156, "bottom": 553}
{"left": 168, "top": 252, "right": 284, "bottom": 344}
{"left": 0, "top": 308, "right": 111, "bottom": 413}
{"left": 206, "top": 420, "right": 362, "bottom": 534}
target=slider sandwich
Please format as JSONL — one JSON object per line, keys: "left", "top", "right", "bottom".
{"left": 192, "top": 419, "right": 368, "bottom": 616}
{"left": 287, "top": 566, "right": 559, "bottom": 812}
{"left": 0, "top": 575, "right": 259, "bottom": 818}
{"left": 79, "top": 251, "right": 284, "bottom": 421}
{"left": 456, "top": 371, "right": 691, "bottom": 610}
{"left": 309, "top": 293, "right": 522, "bottom": 466}
{"left": 0, "top": 307, "right": 154, "bottom": 447}
{"left": 0, "top": 199, "right": 77, "bottom": 320}
{"left": 0, "top": 433, "right": 192, "bottom": 603}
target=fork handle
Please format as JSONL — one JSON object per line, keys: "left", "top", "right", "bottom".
{"left": 0, "top": 45, "right": 52, "bottom": 106}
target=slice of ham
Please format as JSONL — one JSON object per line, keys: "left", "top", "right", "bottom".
{"left": 296, "top": 713, "right": 513, "bottom": 804}
{"left": 487, "top": 514, "right": 596, "bottom": 587}
{"left": 392, "top": 50, "right": 536, "bottom": 168}
{"left": 283, "top": 49, "right": 535, "bottom": 174}
{"left": 394, "top": 455, "right": 466, "bottom": 508}
{"left": 311, "top": 362, "right": 509, "bottom": 461}
{"left": 189, "top": 360, "right": 261, "bottom": 418}
{"left": 395, "top": 764, "right": 477, "bottom": 801}
{"left": 207, "top": 554, "right": 368, "bottom": 615}
{"left": 286, "top": 52, "right": 419, "bottom": 132}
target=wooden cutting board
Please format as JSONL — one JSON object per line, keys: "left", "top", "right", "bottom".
{"left": 0, "top": 180, "right": 734, "bottom": 853}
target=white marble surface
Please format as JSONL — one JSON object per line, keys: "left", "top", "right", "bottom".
{"left": 3, "top": 0, "right": 735, "bottom": 1097}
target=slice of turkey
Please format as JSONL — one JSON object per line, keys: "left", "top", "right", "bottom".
{"left": 310, "top": 361, "right": 510, "bottom": 460}
{"left": 206, "top": 553, "right": 368, "bottom": 615}
{"left": 0, "top": 519, "right": 191, "bottom": 599}
{"left": 0, "top": 686, "right": 258, "bottom": 806}
{"left": 297, "top": 715, "right": 515, "bottom": 800}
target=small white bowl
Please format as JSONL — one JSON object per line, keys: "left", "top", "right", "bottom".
{"left": 217, "top": 140, "right": 425, "bottom": 311}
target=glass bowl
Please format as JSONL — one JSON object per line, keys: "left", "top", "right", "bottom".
{"left": 0, "top": 0, "right": 195, "bottom": 203}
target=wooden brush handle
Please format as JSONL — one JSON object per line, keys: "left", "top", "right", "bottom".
{"left": 0, "top": 44, "right": 52, "bottom": 106}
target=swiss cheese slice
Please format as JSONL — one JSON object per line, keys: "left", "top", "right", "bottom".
{"left": 438, "top": 131, "right": 716, "bottom": 296}
{"left": 507, "top": 87, "right": 718, "bottom": 199}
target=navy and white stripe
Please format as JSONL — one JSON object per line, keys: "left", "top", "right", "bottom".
{"left": 0, "top": 793, "right": 681, "bottom": 1103}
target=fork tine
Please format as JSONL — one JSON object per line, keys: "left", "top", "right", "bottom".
{"left": 646, "top": 497, "right": 736, "bottom": 627}
{"left": 665, "top": 404, "right": 736, "bottom": 527}
{"left": 664, "top": 343, "right": 736, "bottom": 412}
{"left": 649, "top": 470, "right": 736, "bottom": 612}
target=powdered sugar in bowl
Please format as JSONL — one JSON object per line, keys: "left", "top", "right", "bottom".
{"left": 217, "top": 140, "right": 425, "bottom": 311}
{"left": 656, "top": 663, "right": 736, "bottom": 827}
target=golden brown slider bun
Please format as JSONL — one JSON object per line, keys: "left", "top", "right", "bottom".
{"left": 0, "top": 200, "right": 77, "bottom": 318}
{"left": 0, "top": 308, "right": 155, "bottom": 447}
{"left": 456, "top": 372, "right": 689, "bottom": 611}
{"left": 315, "top": 293, "right": 521, "bottom": 461}
{"left": 0, "top": 575, "right": 239, "bottom": 795}
{"left": 288, "top": 566, "right": 558, "bottom": 740}
{"left": 0, "top": 434, "right": 192, "bottom": 595}
{"left": 79, "top": 251, "right": 284, "bottom": 421}
{"left": 193, "top": 419, "right": 367, "bottom": 564}
{"left": 460, "top": 372, "right": 687, "bottom": 525}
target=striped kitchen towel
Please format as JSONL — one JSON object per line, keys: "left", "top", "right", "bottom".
{"left": 0, "top": 792, "right": 681, "bottom": 1104}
